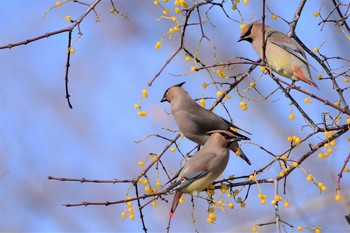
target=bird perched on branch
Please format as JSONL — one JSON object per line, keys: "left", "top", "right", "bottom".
{"left": 166, "top": 130, "right": 239, "bottom": 217}
{"left": 161, "top": 82, "right": 251, "bottom": 165}
{"left": 238, "top": 21, "right": 318, "bottom": 89}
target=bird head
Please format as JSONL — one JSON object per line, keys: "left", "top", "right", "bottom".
{"left": 237, "top": 21, "right": 256, "bottom": 43}
{"left": 160, "top": 82, "right": 186, "bottom": 103}
{"left": 206, "top": 130, "right": 239, "bottom": 147}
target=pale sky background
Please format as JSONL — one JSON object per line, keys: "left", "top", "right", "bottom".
{"left": 1, "top": 1, "right": 349, "bottom": 232}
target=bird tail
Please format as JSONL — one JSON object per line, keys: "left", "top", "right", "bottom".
{"left": 169, "top": 191, "right": 182, "bottom": 218}
{"left": 229, "top": 143, "right": 251, "bottom": 165}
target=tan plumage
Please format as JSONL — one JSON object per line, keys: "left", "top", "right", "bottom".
{"left": 238, "top": 21, "right": 318, "bottom": 88}
{"left": 167, "top": 130, "right": 237, "bottom": 217}
{"left": 161, "top": 82, "right": 251, "bottom": 165}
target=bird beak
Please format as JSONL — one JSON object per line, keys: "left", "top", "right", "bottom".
{"left": 237, "top": 37, "right": 244, "bottom": 42}
{"left": 160, "top": 95, "right": 168, "bottom": 103}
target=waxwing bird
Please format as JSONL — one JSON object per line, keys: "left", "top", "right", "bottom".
{"left": 167, "top": 130, "right": 238, "bottom": 217}
{"left": 238, "top": 21, "right": 318, "bottom": 88}
{"left": 161, "top": 82, "right": 252, "bottom": 165}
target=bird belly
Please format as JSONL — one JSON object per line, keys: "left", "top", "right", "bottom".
{"left": 181, "top": 172, "right": 216, "bottom": 194}
{"left": 266, "top": 44, "right": 293, "bottom": 80}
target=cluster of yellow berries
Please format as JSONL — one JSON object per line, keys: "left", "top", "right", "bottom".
{"left": 306, "top": 174, "right": 327, "bottom": 192}
{"left": 134, "top": 89, "right": 148, "bottom": 117}
{"left": 240, "top": 101, "right": 248, "bottom": 111}
{"left": 287, "top": 135, "right": 301, "bottom": 145}
{"left": 121, "top": 196, "right": 136, "bottom": 221}
{"left": 257, "top": 193, "right": 267, "bottom": 205}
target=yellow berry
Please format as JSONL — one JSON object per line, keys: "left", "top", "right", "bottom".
{"left": 260, "top": 66, "right": 266, "bottom": 72}
{"left": 240, "top": 202, "right": 246, "bottom": 208}
{"left": 249, "top": 82, "right": 256, "bottom": 88}
{"left": 317, "top": 74, "right": 322, "bottom": 80}
{"left": 121, "top": 211, "right": 127, "bottom": 218}
{"left": 137, "top": 111, "right": 147, "bottom": 117}
{"left": 321, "top": 185, "right": 327, "bottom": 192}
{"left": 225, "top": 94, "right": 231, "bottom": 99}
{"left": 271, "top": 200, "right": 277, "bottom": 205}
{"left": 228, "top": 203, "right": 235, "bottom": 209}
{"left": 227, "top": 193, "right": 233, "bottom": 199}
{"left": 65, "top": 15, "right": 71, "bottom": 21}
{"left": 237, "top": 197, "right": 242, "bottom": 202}
{"left": 279, "top": 171, "right": 285, "bottom": 177}
{"left": 200, "top": 98, "right": 206, "bottom": 107}
{"left": 217, "top": 91, "right": 223, "bottom": 97}
{"left": 335, "top": 193, "right": 341, "bottom": 201}
{"left": 344, "top": 77, "right": 349, "bottom": 82}
{"left": 129, "top": 214, "right": 135, "bottom": 220}
{"left": 56, "top": 1, "right": 62, "bottom": 6}
{"left": 179, "top": 197, "right": 185, "bottom": 204}
{"left": 240, "top": 23, "right": 246, "bottom": 30}
{"left": 313, "top": 47, "right": 319, "bottom": 53}
{"left": 292, "top": 161, "right": 299, "bottom": 167}
{"left": 152, "top": 201, "right": 157, "bottom": 206}
{"left": 294, "top": 137, "right": 301, "bottom": 145}
{"left": 69, "top": 48, "right": 75, "bottom": 54}
{"left": 209, "top": 213, "right": 216, "bottom": 221}
{"left": 134, "top": 104, "right": 141, "bottom": 109}
{"left": 287, "top": 136, "right": 293, "bottom": 142}
{"left": 153, "top": 0, "right": 159, "bottom": 5}
{"left": 234, "top": 189, "right": 240, "bottom": 195}
{"left": 317, "top": 182, "right": 324, "bottom": 188}
{"left": 344, "top": 167, "right": 349, "bottom": 172}
{"left": 330, "top": 140, "right": 336, "bottom": 146}
{"left": 170, "top": 147, "right": 176, "bottom": 153}
{"left": 306, "top": 175, "right": 313, "bottom": 182}
{"left": 289, "top": 113, "right": 295, "bottom": 120}
{"left": 185, "top": 55, "right": 190, "bottom": 62}
{"left": 249, "top": 174, "right": 255, "bottom": 180}
{"left": 314, "top": 11, "right": 320, "bottom": 17}
{"left": 145, "top": 186, "right": 152, "bottom": 194}
{"left": 272, "top": 14, "right": 277, "bottom": 20}
{"left": 171, "top": 16, "right": 177, "bottom": 22}
{"left": 191, "top": 66, "right": 196, "bottom": 72}
{"left": 261, "top": 199, "right": 266, "bottom": 205}
{"left": 152, "top": 155, "right": 158, "bottom": 162}
{"left": 235, "top": 0, "right": 240, "bottom": 3}
{"left": 127, "top": 207, "right": 133, "bottom": 213}
{"left": 243, "top": 0, "right": 248, "bottom": 4}
{"left": 143, "top": 179, "right": 149, "bottom": 185}
{"left": 232, "top": 4, "right": 237, "bottom": 10}
{"left": 252, "top": 226, "right": 257, "bottom": 232}
{"left": 142, "top": 89, "right": 148, "bottom": 98}
{"left": 138, "top": 177, "right": 143, "bottom": 183}
{"left": 155, "top": 181, "right": 162, "bottom": 187}
{"left": 155, "top": 41, "right": 161, "bottom": 50}
{"left": 334, "top": 102, "right": 340, "bottom": 107}
{"left": 284, "top": 201, "right": 290, "bottom": 208}
{"left": 175, "top": 7, "right": 181, "bottom": 14}
{"left": 297, "top": 226, "right": 303, "bottom": 231}
{"left": 163, "top": 9, "right": 169, "bottom": 15}
{"left": 315, "top": 227, "right": 321, "bottom": 233}
{"left": 138, "top": 161, "right": 145, "bottom": 166}
{"left": 304, "top": 97, "right": 311, "bottom": 103}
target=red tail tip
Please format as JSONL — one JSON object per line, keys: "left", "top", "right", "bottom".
{"left": 169, "top": 211, "right": 174, "bottom": 218}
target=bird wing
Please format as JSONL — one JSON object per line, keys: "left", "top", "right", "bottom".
{"left": 267, "top": 33, "right": 309, "bottom": 66}
{"left": 168, "top": 169, "right": 208, "bottom": 192}
{"left": 187, "top": 105, "right": 250, "bottom": 140}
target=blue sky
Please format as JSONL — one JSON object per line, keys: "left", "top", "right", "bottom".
{"left": 1, "top": 1, "right": 349, "bottom": 232}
